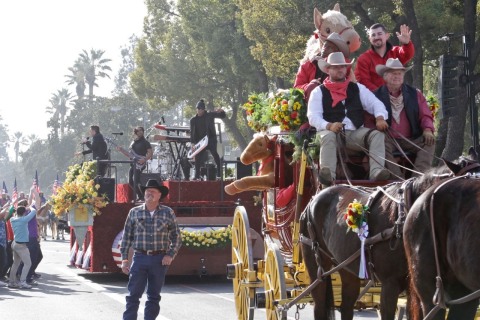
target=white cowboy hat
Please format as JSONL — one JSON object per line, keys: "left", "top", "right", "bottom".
{"left": 318, "top": 52, "right": 354, "bottom": 74}
{"left": 324, "top": 32, "right": 350, "bottom": 58}
{"left": 375, "top": 58, "right": 413, "bottom": 77}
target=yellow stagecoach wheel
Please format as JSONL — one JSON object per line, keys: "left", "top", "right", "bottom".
{"left": 264, "top": 245, "right": 287, "bottom": 320}
{"left": 231, "top": 206, "right": 255, "bottom": 320}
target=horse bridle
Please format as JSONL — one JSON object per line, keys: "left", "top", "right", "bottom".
{"left": 316, "top": 25, "right": 354, "bottom": 40}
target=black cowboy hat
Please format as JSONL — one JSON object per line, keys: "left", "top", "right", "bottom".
{"left": 140, "top": 179, "right": 169, "bottom": 199}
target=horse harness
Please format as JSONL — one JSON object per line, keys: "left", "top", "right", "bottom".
{"left": 423, "top": 172, "right": 480, "bottom": 320}
{"left": 298, "top": 179, "right": 415, "bottom": 302}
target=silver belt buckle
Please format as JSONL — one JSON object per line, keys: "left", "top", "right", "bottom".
{"left": 146, "top": 250, "right": 154, "bottom": 255}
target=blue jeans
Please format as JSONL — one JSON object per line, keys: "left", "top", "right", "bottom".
{"left": 123, "top": 253, "right": 169, "bottom": 320}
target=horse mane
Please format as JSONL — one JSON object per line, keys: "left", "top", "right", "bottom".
{"left": 321, "top": 9, "right": 351, "bottom": 27}
{"left": 411, "top": 154, "right": 480, "bottom": 200}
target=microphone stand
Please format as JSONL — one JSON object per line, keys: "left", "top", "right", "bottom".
{"left": 81, "top": 141, "right": 87, "bottom": 163}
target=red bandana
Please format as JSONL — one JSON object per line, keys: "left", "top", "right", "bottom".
{"left": 323, "top": 78, "right": 350, "bottom": 107}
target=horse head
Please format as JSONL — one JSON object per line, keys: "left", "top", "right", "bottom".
{"left": 302, "top": 4, "right": 361, "bottom": 63}
{"left": 410, "top": 152, "right": 480, "bottom": 201}
{"left": 240, "top": 134, "right": 277, "bottom": 167}
{"left": 37, "top": 201, "right": 52, "bottom": 217}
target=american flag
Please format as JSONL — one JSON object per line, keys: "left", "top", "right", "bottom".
{"left": 12, "top": 178, "right": 18, "bottom": 204}
{"left": 33, "top": 170, "right": 40, "bottom": 192}
{"left": 2, "top": 181, "right": 7, "bottom": 194}
{"left": 53, "top": 174, "right": 60, "bottom": 195}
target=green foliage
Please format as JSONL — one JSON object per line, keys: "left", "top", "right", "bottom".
{"left": 0, "top": 116, "right": 9, "bottom": 162}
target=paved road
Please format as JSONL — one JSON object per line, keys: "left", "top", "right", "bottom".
{"left": 0, "top": 234, "right": 383, "bottom": 320}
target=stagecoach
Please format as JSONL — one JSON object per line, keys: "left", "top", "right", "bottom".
{"left": 226, "top": 134, "right": 390, "bottom": 320}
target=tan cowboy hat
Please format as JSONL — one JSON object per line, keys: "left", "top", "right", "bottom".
{"left": 324, "top": 32, "right": 350, "bottom": 58}
{"left": 318, "top": 52, "right": 354, "bottom": 74}
{"left": 140, "top": 179, "right": 169, "bottom": 199}
{"left": 375, "top": 58, "right": 413, "bottom": 77}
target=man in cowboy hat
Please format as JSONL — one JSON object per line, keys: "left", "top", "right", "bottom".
{"left": 294, "top": 32, "right": 352, "bottom": 101}
{"left": 374, "top": 58, "right": 435, "bottom": 178}
{"left": 120, "top": 179, "right": 182, "bottom": 320}
{"left": 355, "top": 23, "right": 414, "bottom": 91}
{"left": 307, "top": 52, "right": 390, "bottom": 186}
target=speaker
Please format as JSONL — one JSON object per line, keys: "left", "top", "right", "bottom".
{"left": 140, "top": 173, "right": 162, "bottom": 186}
{"left": 95, "top": 177, "right": 115, "bottom": 202}
{"left": 236, "top": 158, "right": 253, "bottom": 179}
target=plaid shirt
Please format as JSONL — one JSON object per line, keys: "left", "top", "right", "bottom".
{"left": 120, "top": 204, "right": 182, "bottom": 260}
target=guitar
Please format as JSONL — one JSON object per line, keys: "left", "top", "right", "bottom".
{"left": 105, "top": 137, "right": 147, "bottom": 170}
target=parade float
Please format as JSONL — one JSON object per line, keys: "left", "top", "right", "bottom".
{"left": 51, "top": 125, "right": 262, "bottom": 276}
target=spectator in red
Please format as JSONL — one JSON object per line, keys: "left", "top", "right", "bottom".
{"left": 354, "top": 23, "right": 414, "bottom": 91}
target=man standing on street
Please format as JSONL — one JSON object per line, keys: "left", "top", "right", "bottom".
{"left": 120, "top": 179, "right": 182, "bottom": 320}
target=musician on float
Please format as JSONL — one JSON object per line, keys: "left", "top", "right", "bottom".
{"left": 189, "top": 99, "right": 226, "bottom": 180}
{"left": 127, "top": 126, "right": 153, "bottom": 201}
{"left": 76, "top": 125, "right": 109, "bottom": 177}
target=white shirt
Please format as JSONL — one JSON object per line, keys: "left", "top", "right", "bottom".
{"left": 307, "top": 82, "right": 388, "bottom": 131}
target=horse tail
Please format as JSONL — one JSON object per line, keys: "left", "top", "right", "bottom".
{"left": 406, "top": 276, "right": 423, "bottom": 320}
{"left": 325, "top": 275, "right": 336, "bottom": 320}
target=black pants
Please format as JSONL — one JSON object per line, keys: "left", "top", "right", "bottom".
{"left": 194, "top": 142, "right": 221, "bottom": 179}
{"left": 0, "top": 244, "right": 6, "bottom": 278}
{"left": 129, "top": 165, "right": 145, "bottom": 200}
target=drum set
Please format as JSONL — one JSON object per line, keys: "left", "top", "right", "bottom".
{"left": 145, "top": 142, "right": 172, "bottom": 179}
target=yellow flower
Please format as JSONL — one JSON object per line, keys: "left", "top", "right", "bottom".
{"left": 49, "top": 161, "right": 109, "bottom": 217}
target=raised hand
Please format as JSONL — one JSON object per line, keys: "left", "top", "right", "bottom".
{"left": 396, "top": 24, "right": 412, "bottom": 45}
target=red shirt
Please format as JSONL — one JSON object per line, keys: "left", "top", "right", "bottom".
{"left": 389, "top": 90, "right": 434, "bottom": 138}
{"left": 6, "top": 219, "right": 13, "bottom": 241}
{"left": 354, "top": 41, "right": 415, "bottom": 91}
{"left": 294, "top": 59, "right": 352, "bottom": 102}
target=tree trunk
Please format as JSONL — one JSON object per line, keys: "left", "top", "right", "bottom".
{"left": 402, "top": 0, "right": 423, "bottom": 91}
{"left": 256, "top": 67, "right": 269, "bottom": 93}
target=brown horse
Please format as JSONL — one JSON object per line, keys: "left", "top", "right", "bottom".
{"left": 299, "top": 159, "right": 478, "bottom": 320}
{"left": 37, "top": 202, "right": 51, "bottom": 240}
{"left": 404, "top": 154, "right": 480, "bottom": 319}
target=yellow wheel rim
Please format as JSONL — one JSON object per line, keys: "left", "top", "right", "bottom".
{"left": 232, "top": 206, "right": 255, "bottom": 320}
{"left": 264, "top": 245, "right": 287, "bottom": 320}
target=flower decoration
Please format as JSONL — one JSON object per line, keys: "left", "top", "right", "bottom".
{"left": 344, "top": 199, "right": 368, "bottom": 234}
{"left": 243, "top": 93, "right": 271, "bottom": 132}
{"left": 50, "top": 161, "right": 109, "bottom": 217}
{"left": 270, "top": 88, "right": 307, "bottom": 132}
{"left": 181, "top": 225, "right": 232, "bottom": 249}
{"left": 427, "top": 95, "right": 439, "bottom": 120}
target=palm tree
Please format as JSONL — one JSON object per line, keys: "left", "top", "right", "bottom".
{"left": 78, "top": 49, "right": 112, "bottom": 101}
{"left": 11, "top": 132, "right": 27, "bottom": 163}
{"left": 46, "top": 88, "right": 72, "bottom": 138}
{"left": 65, "top": 58, "right": 87, "bottom": 100}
